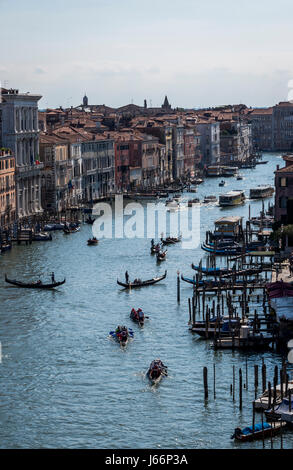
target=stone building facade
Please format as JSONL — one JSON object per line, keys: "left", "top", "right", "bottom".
{"left": 0, "top": 88, "right": 43, "bottom": 219}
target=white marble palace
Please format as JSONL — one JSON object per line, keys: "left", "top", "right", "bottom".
{"left": 0, "top": 88, "right": 43, "bottom": 219}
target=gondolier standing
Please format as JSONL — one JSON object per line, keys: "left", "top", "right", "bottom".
{"left": 51, "top": 272, "right": 55, "bottom": 283}
{"left": 125, "top": 271, "right": 129, "bottom": 284}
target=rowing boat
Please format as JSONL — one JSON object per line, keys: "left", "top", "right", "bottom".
{"left": 5, "top": 274, "right": 66, "bottom": 289}
{"left": 147, "top": 359, "right": 168, "bottom": 386}
{"left": 117, "top": 270, "right": 167, "bottom": 289}
{"left": 231, "top": 421, "right": 286, "bottom": 441}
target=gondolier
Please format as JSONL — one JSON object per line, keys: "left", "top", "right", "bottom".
{"left": 125, "top": 271, "right": 129, "bottom": 284}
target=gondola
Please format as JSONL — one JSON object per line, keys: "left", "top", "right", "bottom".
{"left": 201, "top": 243, "right": 246, "bottom": 256}
{"left": 161, "top": 235, "right": 182, "bottom": 245}
{"left": 5, "top": 274, "right": 66, "bottom": 289}
{"left": 191, "top": 263, "right": 230, "bottom": 275}
{"left": 231, "top": 421, "right": 286, "bottom": 442}
{"left": 150, "top": 242, "right": 161, "bottom": 254}
{"left": 63, "top": 225, "right": 80, "bottom": 234}
{"left": 117, "top": 270, "right": 167, "bottom": 289}
{"left": 87, "top": 237, "right": 98, "bottom": 245}
{"left": 146, "top": 359, "right": 168, "bottom": 386}
{"left": 156, "top": 250, "right": 167, "bottom": 262}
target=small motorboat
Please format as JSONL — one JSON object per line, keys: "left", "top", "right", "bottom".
{"left": 117, "top": 270, "right": 167, "bottom": 289}
{"left": 188, "top": 198, "right": 200, "bottom": 207}
{"left": 5, "top": 274, "right": 66, "bottom": 289}
{"left": 1, "top": 243, "right": 12, "bottom": 252}
{"left": 237, "top": 174, "right": 244, "bottom": 180}
{"left": 109, "top": 326, "right": 134, "bottom": 347}
{"left": 33, "top": 231, "right": 52, "bottom": 241}
{"left": 231, "top": 421, "right": 286, "bottom": 442}
{"left": 156, "top": 250, "right": 167, "bottom": 262}
{"left": 130, "top": 308, "right": 146, "bottom": 326}
{"left": 87, "top": 237, "right": 98, "bottom": 245}
{"left": 219, "top": 180, "right": 226, "bottom": 187}
{"left": 43, "top": 223, "right": 65, "bottom": 231}
{"left": 63, "top": 224, "right": 80, "bottom": 234}
{"left": 203, "top": 195, "right": 217, "bottom": 204}
{"left": 166, "top": 199, "right": 180, "bottom": 210}
{"left": 190, "top": 178, "right": 203, "bottom": 185}
{"left": 147, "top": 359, "right": 168, "bottom": 386}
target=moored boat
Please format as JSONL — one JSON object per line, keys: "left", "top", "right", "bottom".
{"left": 231, "top": 421, "right": 286, "bottom": 441}
{"left": 33, "top": 231, "right": 52, "bottom": 241}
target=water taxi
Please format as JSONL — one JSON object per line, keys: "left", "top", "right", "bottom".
{"left": 249, "top": 185, "right": 274, "bottom": 199}
{"left": 219, "top": 190, "right": 245, "bottom": 207}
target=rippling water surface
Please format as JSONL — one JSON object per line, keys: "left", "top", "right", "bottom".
{"left": 0, "top": 153, "right": 292, "bottom": 449}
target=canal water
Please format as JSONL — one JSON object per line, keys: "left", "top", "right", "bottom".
{"left": 0, "top": 152, "right": 292, "bottom": 449}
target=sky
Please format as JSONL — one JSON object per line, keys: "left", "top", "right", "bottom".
{"left": 1, "top": 0, "right": 293, "bottom": 109}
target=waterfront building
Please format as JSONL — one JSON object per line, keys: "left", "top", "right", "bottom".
{"left": 172, "top": 119, "right": 185, "bottom": 179}
{"left": 0, "top": 149, "right": 16, "bottom": 228}
{"left": 220, "top": 121, "right": 252, "bottom": 164}
{"left": 247, "top": 108, "right": 273, "bottom": 151}
{"left": 81, "top": 138, "right": 115, "bottom": 201}
{"left": 274, "top": 154, "right": 293, "bottom": 225}
{"left": 39, "top": 134, "right": 71, "bottom": 212}
{"left": 183, "top": 128, "right": 202, "bottom": 177}
{"left": 141, "top": 134, "right": 160, "bottom": 189}
{"left": 196, "top": 120, "right": 220, "bottom": 166}
{"left": 0, "top": 88, "right": 43, "bottom": 219}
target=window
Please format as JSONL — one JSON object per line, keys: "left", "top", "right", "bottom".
{"left": 280, "top": 177, "right": 287, "bottom": 187}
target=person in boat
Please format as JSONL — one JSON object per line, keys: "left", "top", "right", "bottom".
{"left": 137, "top": 308, "right": 144, "bottom": 320}
{"left": 125, "top": 271, "right": 129, "bottom": 284}
{"left": 51, "top": 272, "right": 55, "bottom": 283}
{"left": 37, "top": 280, "right": 42, "bottom": 285}
{"left": 151, "top": 239, "right": 154, "bottom": 247}
{"left": 131, "top": 308, "right": 138, "bottom": 320}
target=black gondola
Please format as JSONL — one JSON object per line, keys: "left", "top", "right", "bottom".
{"left": 117, "top": 270, "right": 167, "bottom": 289}
{"left": 5, "top": 274, "right": 66, "bottom": 289}
{"left": 161, "top": 235, "right": 182, "bottom": 245}
{"left": 157, "top": 250, "right": 167, "bottom": 262}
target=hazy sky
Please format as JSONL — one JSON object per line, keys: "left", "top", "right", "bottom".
{"left": 1, "top": 0, "right": 293, "bottom": 109}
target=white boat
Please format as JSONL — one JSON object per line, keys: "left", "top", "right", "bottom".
{"left": 249, "top": 185, "right": 274, "bottom": 199}
{"left": 166, "top": 199, "right": 180, "bottom": 210}
{"left": 221, "top": 166, "right": 238, "bottom": 177}
{"left": 219, "top": 190, "right": 245, "bottom": 207}
{"left": 255, "top": 382, "right": 293, "bottom": 410}
{"left": 265, "top": 397, "right": 293, "bottom": 423}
